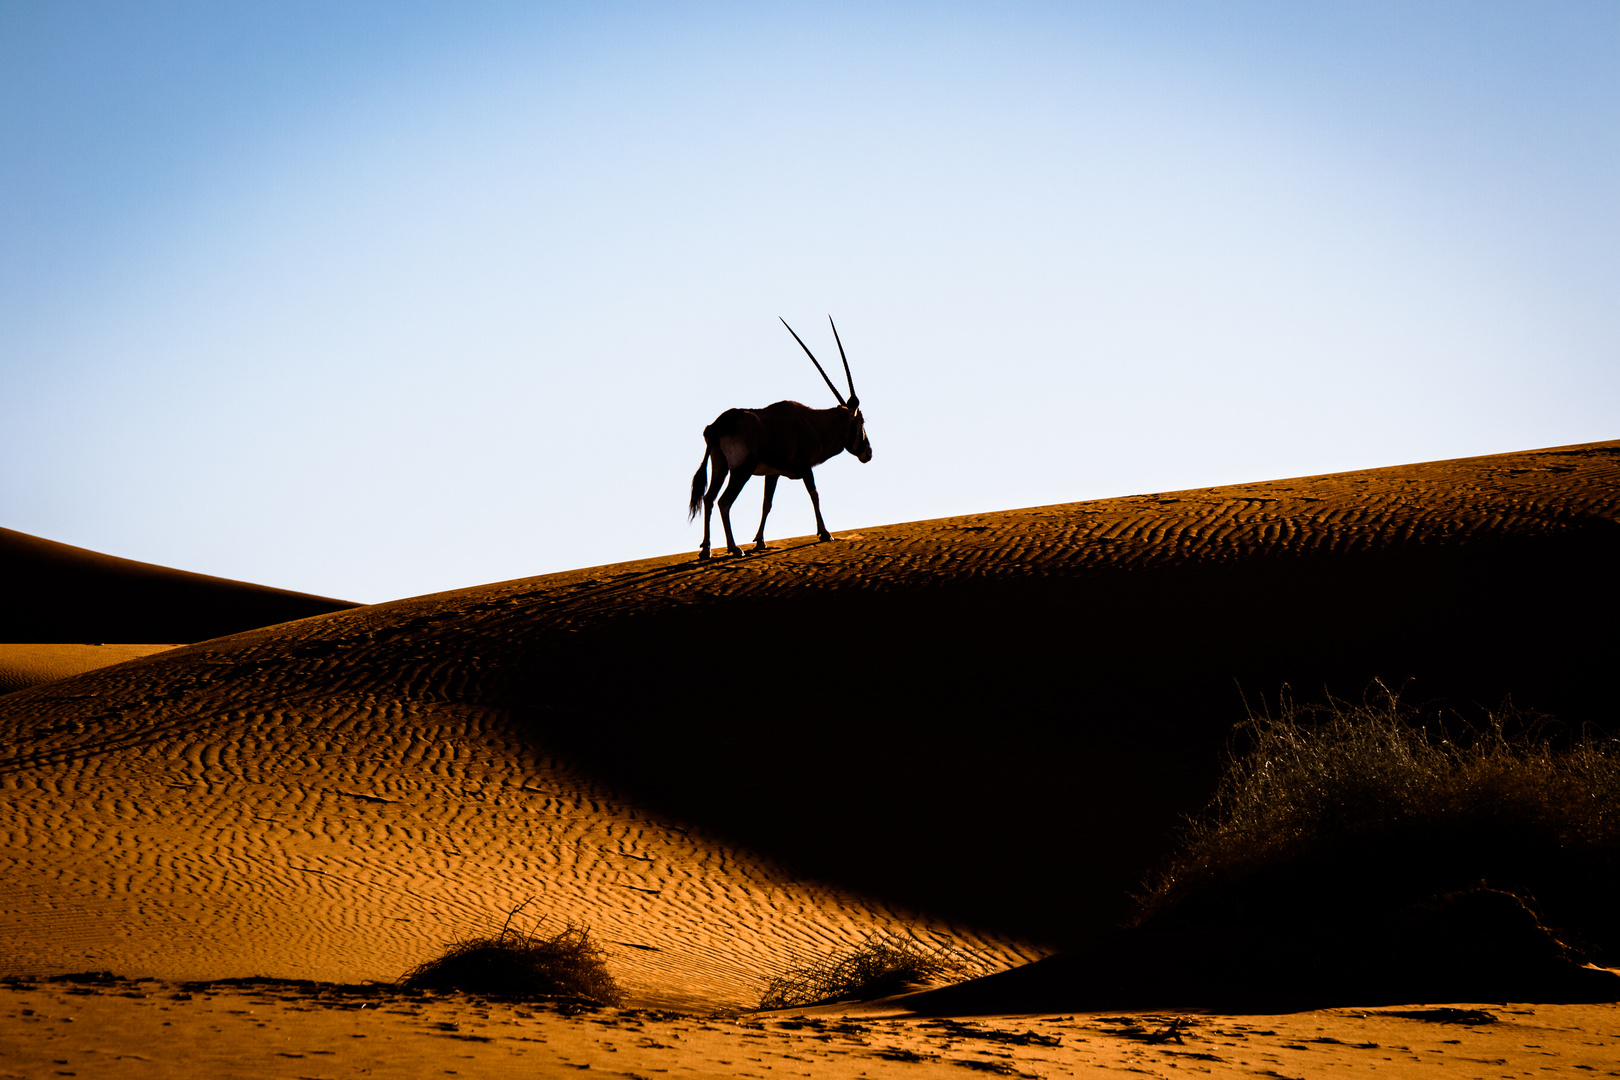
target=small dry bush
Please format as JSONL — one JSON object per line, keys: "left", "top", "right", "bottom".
{"left": 758, "top": 932, "right": 971, "bottom": 1010}
{"left": 400, "top": 907, "right": 622, "bottom": 1004}
{"left": 1136, "top": 685, "right": 1620, "bottom": 960}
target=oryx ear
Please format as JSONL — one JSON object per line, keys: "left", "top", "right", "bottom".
{"left": 848, "top": 394, "right": 860, "bottom": 412}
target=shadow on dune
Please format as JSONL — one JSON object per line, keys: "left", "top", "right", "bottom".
{"left": 902, "top": 887, "right": 1620, "bottom": 1015}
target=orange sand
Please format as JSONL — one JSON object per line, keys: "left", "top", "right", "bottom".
{"left": 3, "top": 974, "right": 1617, "bottom": 1079}
{"left": 0, "top": 644, "right": 178, "bottom": 696}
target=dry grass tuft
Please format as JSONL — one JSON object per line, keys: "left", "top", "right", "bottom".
{"left": 1135, "top": 684, "right": 1620, "bottom": 961}
{"left": 758, "top": 932, "right": 972, "bottom": 1010}
{"left": 400, "top": 902, "right": 622, "bottom": 1004}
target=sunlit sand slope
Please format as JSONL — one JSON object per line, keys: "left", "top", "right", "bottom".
{"left": 0, "top": 440, "right": 1614, "bottom": 1008}
{"left": 0, "top": 644, "right": 178, "bottom": 695}
{"left": 0, "top": 526, "right": 358, "bottom": 644}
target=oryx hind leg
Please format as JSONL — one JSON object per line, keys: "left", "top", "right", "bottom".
{"left": 716, "top": 467, "right": 753, "bottom": 558}
{"left": 752, "top": 474, "right": 779, "bottom": 552}
{"left": 802, "top": 468, "right": 832, "bottom": 543}
{"left": 699, "top": 452, "right": 728, "bottom": 560}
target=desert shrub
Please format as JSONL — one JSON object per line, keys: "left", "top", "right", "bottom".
{"left": 758, "top": 931, "right": 971, "bottom": 1010}
{"left": 400, "top": 909, "right": 622, "bottom": 1004}
{"left": 1135, "top": 685, "right": 1620, "bottom": 960}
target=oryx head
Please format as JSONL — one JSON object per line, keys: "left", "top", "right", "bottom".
{"left": 780, "top": 315, "right": 873, "bottom": 464}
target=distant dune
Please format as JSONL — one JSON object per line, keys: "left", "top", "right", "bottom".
{"left": 0, "top": 440, "right": 1615, "bottom": 1011}
{"left": 0, "top": 525, "right": 358, "bottom": 644}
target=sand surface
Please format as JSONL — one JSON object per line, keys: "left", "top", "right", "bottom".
{"left": 0, "top": 645, "right": 179, "bottom": 696}
{"left": 3, "top": 974, "right": 1618, "bottom": 1079}
{"left": 0, "top": 657, "right": 1030, "bottom": 1008}
{"left": 1, "top": 440, "right": 1617, "bottom": 1058}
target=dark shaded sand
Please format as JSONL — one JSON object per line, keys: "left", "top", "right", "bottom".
{"left": 905, "top": 888, "right": 1620, "bottom": 1017}
{"left": 0, "top": 439, "right": 1617, "bottom": 1019}
{"left": 0, "top": 525, "right": 358, "bottom": 644}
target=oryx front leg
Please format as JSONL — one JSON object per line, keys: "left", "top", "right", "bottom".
{"left": 752, "top": 474, "right": 779, "bottom": 552}
{"left": 802, "top": 468, "right": 832, "bottom": 543}
{"left": 717, "top": 468, "right": 752, "bottom": 557}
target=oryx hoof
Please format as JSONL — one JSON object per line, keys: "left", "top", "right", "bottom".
{"left": 817, "top": 531, "right": 833, "bottom": 543}
{"left": 726, "top": 546, "right": 744, "bottom": 558}
{"left": 752, "top": 541, "right": 770, "bottom": 552}
{"left": 697, "top": 548, "right": 712, "bottom": 561}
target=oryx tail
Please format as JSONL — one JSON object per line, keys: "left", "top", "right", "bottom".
{"left": 688, "top": 451, "right": 709, "bottom": 523}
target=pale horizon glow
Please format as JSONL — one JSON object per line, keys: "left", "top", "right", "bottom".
{"left": 3, "top": 2, "right": 1616, "bottom": 603}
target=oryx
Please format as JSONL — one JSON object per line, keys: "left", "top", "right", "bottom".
{"left": 687, "top": 317, "right": 872, "bottom": 560}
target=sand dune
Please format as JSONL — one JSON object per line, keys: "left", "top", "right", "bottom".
{"left": 0, "top": 612, "right": 1033, "bottom": 1010}
{"left": 1, "top": 440, "right": 1616, "bottom": 1019}
{"left": 0, "top": 644, "right": 178, "bottom": 696}
{"left": 0, "top": 525, "right": 358, "bottom": 645}
{"left": 1, "top": 526, "right": 360, "bottom": 696}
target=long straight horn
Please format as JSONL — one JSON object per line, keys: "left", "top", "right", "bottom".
{"left": 780, "top": 317, "right": 846, "bottom": 407}
{"left": 828, "top": 315, "right": 855, "bottom": 403}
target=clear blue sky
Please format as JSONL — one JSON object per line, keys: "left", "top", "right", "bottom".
{"left": 3, "top": 1, "right": 1616, "bottom": 603}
